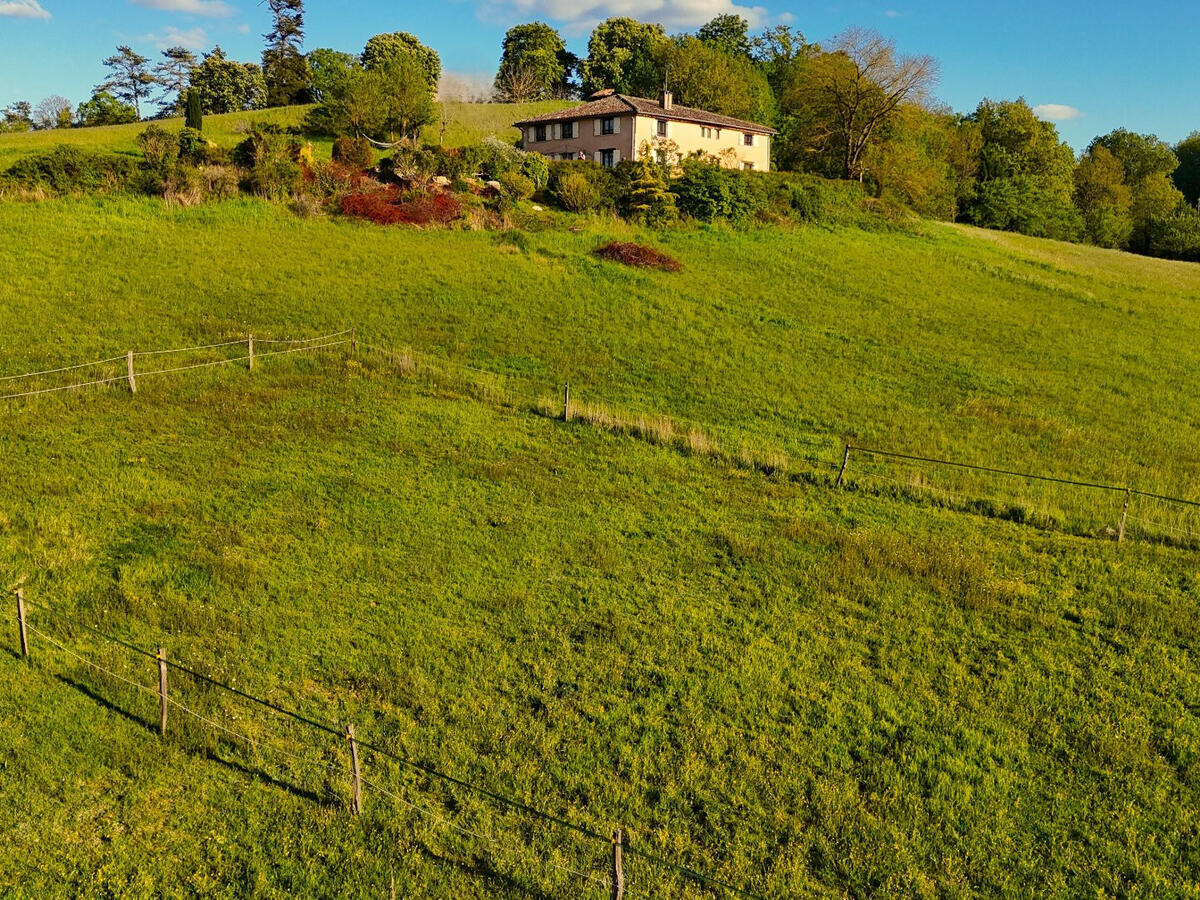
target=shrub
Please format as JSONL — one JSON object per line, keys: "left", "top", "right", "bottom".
{"left": 164, "top": 166, "right": 205, "bottom": 207}
{"left": 626, "top": 160, "right": 678, "bottom": 227}
{"left": 137, "top": 124, "right": 180, "bottom": 172}
{"left": 520, "top": 152, "right": 550, "bottom": 190}
{"left": 341, "top": 186, "right": 463, "bottom": 226}
{"left": 498, "top": 171, "right": 535, "bottom": 202}
{"left": 178, "top": 127, "right": 205, "bottom": 164}
{"left": 3, "top": 145, "right": 137, "bottom": 194}
{"left": 331, "top": 136, "right": 374, "bottom": 169}
{"left": 234, "top": 130, "right": 302, "bottom": 198}
{"left": 671, "top": 160, "right": 764, "bottom": 222}
{"left": 382, "top": 146, "right": 439, "bottom": 183}
{"left": 424, "top": 145, "right": 470, "bottom": 180}
{"left": 199, "top": 165, "right": 241, "bottom": 201}
{"left": 476, "top": 136, "right": 526, "bottom": 180}
{"left": 554, "top": 172, "right": 602, "bottom": 212}
{"left": 594, "top": 241, "right": 682, "bottom": 271}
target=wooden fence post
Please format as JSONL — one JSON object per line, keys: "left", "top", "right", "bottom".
{"left": 835, "top": 445, "right": 851, "bottom": 488}
{"left": 157, "top": 647, "right": 168, "bottom": 737}
{"left": 563, "top": 382, "right": 571, "bottom": 422}
{"left": 351, "top": 328, "right": 358, "bottom": 357}
{"left": 347, "top": 723, "right": 363, "bottom": 815}
{"left": 15, "top": 588, "right": 28, "bottom": 660}
{"left": 248, "top": 334, "right": 254, "bottom": 373}
{"left": 1118, "top": 488, "right": 1130, "bottom": 543}
{"left": 611, "top": 828, "right": 624, "bottom": 900}
{"left": 127, "top": 350, "right": 137, "bottom": 395}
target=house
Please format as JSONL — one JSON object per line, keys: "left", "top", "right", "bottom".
{"left": 513, "top": 90, "right": 777, "bottom": 172}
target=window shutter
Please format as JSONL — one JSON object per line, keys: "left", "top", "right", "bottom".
{"left": 613, "top": 117, "right": 621, "bottom": 135}
{"left": 593, "top": 119, "right": 602, "bottom": 137}
{"left": 613, "top": 149, "right": 621, "bottom": 164}
{"left": 551, "top": 123, "right": 560, "bottom": 140}
{"left": 593, "top": 151, "right": 602, "bottom": 163}
{"left": 527, "top": 127, "right": 536, "bottom": 143}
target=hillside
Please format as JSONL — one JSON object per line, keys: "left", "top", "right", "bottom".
{"left": 0, "top": 100, "right": 571, "bottom": 168}
{"left": 1, "top": 200, "right": 1199, "bottom": 897}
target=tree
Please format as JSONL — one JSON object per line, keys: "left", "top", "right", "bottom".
{"left": 308, "top": 48, "right": 359, "bottom": 102}
{"left": 318, "top": 55, "right": 434, "bottom": 141}
{"left": 782, "top": 28, "right": 937, "bottom": 181}
{"left": 1088, "top": 129, "right": 1184, "bottom": 250}
{"left": 33, "top": 95, "right": 72, "bottom": 129}
{"left": 659, "top": 36, "right": 775, "bottom": 125}
{"left": 96, "top": 45, "right": 156, "bottom": 119}
{"left": 962, "top": 98, "right": 1081, "bottom": 240}
{"left": 75, "top": 90, "right": 137, "bottom": 127}
{"left": 494, "top": 22, "right": 576, "bottom": 101}
{"left": 861, "top": 104, "right": 963, "bottom": 218}
{"left": 362, "top": 32, "right": 440, "bottom": 91}
{"left": 1, "top": 101, "right": 34, "bottom": 133}
{"left": 154, "top": 46, "right": 198, "bottom": 115}
{"left": 185, "top": 88, "right": 203, "bottom": 130}
{"left": 626, "top": 154, "right": 677, "bottom": 225}
{"left": 262, "top": 0, "right": 311, "bottom": 106}
{"left": 189, "top": 47, "right": 267, "bottom": 114}
{"left": 752, "top": 25, "right": 816, "bottom": 95}
{"left": 697, "top": 14, "right": 752, "bottom": 59}
{"left": 578, "top": 17, "right": 669, "bottom": 97}
{"left": 1073, "top": 145, "right": 1132, "bottom": 247}
{"left": 1174, "top": 132, "right": 1200, "bottom": 208}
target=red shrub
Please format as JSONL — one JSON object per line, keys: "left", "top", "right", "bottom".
{"left": 594, "top": 241, "right": 682, "bottom": 271}
{"left": 341, "top": 187, "right": 463, "bottom": 226}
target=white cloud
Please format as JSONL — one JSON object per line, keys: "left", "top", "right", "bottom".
{"left": 129, "top": 0, "right": 234, "bottom": 17}
{"left": 236, "top": 21, "right": 250, "bottom": 33}
{"left": 0, "top": 0, "right": 51, "bottom": 19}
{"left": 884, "top": 9, "right": 902, "bottom": 16}
{"left": 477, "top": 0, "right": 768, "bottom": 32}
{"left": 142, "top": 25, "right": 208, "bottom": 50}
{"left": 1033, "top": 103, "right": 1083, "bottom": 122}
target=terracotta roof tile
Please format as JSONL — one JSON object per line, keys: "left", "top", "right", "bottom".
{"left": 514, "top": 94, "right": 777, "bottom": 135}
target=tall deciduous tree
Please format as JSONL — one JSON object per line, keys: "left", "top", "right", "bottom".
{"left": 307, "top": 48, "right": 359, "bottom": 102}
{"left": 75, "top": 91, "right": 137, "bottom": 127}
{"left": 1089, "top": 129, "right": 1184, "bottom": 250}
{"left": 154, "top": 46, "right": 198, "bottom": 115}
{"left": 1, "top": 101, "right": 34, "bottom": 133}
{"left": 494, "top": 22, "right": 576, "bottom": 101}
{"left": 658, "top": 36, "right": 775, "bottom": 125}
{"left": 362, "top": 32, "right": 440, "bottom": 91}
{"left": 578, "top": 17, "right": 668, "bottom": 97}
{"left": 317, "top": 56, "right": 434, "bottom": 142}
{"left": 189, "top": 46, "right": 267, "bottom": 114}
{"left": 696, "top": 14, "right": 752, "bottom": 59}
{"left": 32, "top": 95, "right": 72, "bottom": 129}
{"left": 1174, "top": 132, "right": 1200, "bottom": 208}
{"left": 1074, "top": 144, "right": 1133, "bottom": 247}
{"left": 96, "top": 45, "right": 157, "bottom": 119}
{"left": 262, "top": 0, "right": 311, "bottom": 106}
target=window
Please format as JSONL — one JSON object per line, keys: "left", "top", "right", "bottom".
{"left": 743, "top": 162, "right": 754, "bottom": 171}
{"left": 561, "top": 121, "right": 574, "bottom": 139}
{"left": 701, "top": 126, "right": 713, "bottom": 139}
{"left": 743, "top": 133, "right": 754, "bottom": 146}
{"left": 535, "top": 125, "right": 546, "bottom": 142}
{"left": 602, "top": 116, "right": 615, "bottom": 135}
{"left": 656, "top": 119, "right": 667, "bottom": 137}
{"left": 600, "top": 149, "right": 615, "bottom": 168}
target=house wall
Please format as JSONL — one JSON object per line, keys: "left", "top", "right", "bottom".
{"left": 632, "top": 116, "right": 772, "bottom": 171}
{"left": 522, "top": 115, "right": 634, "bottom": 164}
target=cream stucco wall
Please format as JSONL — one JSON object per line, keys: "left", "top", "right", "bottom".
{"left": 521, "top": 113, "right": 773, "bottom": 171}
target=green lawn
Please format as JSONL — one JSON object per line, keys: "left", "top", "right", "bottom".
{"left": 1, "top": 198, "right": 1199, "bottom": 897}
{"left": 0, "top": 100, "right": 572, "bottom": 169}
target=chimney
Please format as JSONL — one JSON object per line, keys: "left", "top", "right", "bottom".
{"left": 661, "top": 89, "right": 673, "bottom": 110}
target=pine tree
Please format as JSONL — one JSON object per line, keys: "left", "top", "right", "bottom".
{"left": 154, "top": 46, "right": 198, "bottom": 116}
{"left": 627, "top": 158, "right": 678, "bottom": 227}
{"left": 96, "top": 45, "right": 157, "bottom": 120}
{"left": 262, "top": 0, "right": 311, "bottom": 107}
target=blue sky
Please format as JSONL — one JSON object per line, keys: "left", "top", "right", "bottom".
{"left": 0, "top": 0, "right": 1196, "bottom": 149}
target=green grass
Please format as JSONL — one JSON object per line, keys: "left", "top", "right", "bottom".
{"left": 2, "top": 197, "right": 1200, "bottom": 897}
{"left": 0, "top": 100, "right": 572, "bottom": 169}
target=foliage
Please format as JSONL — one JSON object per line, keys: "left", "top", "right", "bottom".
{"left": 2, "top": 144, "right": 136, "bottom": 193}
{"left": 307, "top": 48, "right": 359, "bottom": 103}
{"left": 136, "top": 124, "right": 180, "bottom": 172}
{"left": 154, "top": 47, "right": 199, "bottom": 116}
{"left": 1073, "top": 145, "right": 1132, "bottom": 248}
{"left": 233, "top": 128, "right": 301, "bottom": 198}
{"left": 552, "top": 170, "right": 602, "bottom": 211}
{"left": 519, "top": 150, "right": 549, "bottom": 189}
{"left": 262, "top": 0, "right": 311, "bottom": 107}
{"left": 625, "top": 157, "right": 677, "bottom": 226}
{"left": 177, "top": 127, "right": 206, "bottom": 164}
{"left": 312, "top": 56, "right": 434, "bottom": 142}
{"left": 189, "top": 47, "right": 267, "bottom": 115}
{"left": 696, "top": 14, "right": 753, "bottom": 59}
{"left": 95, "top": 45, "right": 156, "bottom": 120}
{"left": 751, "top": 25, "right": 817, "bottom": 96}
{"left": 331, "top": 136, "right": 373, "bottom": 169}
{"left": 862, "top": 105, "right": 967, "bottom": 219}
{"left": 362, "top": 32, "right": 441, "bottom": 92}
{"left": 74, "top": 91, "right": 138, "bottom": 128}
{"left": 340, "top": 186, "right": 462, "bottom": 224}
{"left": 32, "top": 96, "right": 73, "bottom": 130}
{"left": 1142, "top": 210, "right": 1200, "bottom": 261}
{"left": 578, "top": 17, "right": 669, "bottom": 97}
{"left": 497, "top": 170, "right": 535, "bottom": 201}
{"left": 1, "top": 101, "right": 33, "bottom": 133}
{"left": 595, "top": 240, "right": 682, "bottom": 270}
{"left": 1172, "top": 132, "right": 1200, "bottom": 208}
{"left": 494, "top": 23, "right": 576, "bottom": 101}
{"left": 671, "top": 158, "right": 764, "bottom": 221}
{"left": 659, "top": 36, "right": 776, "bottom": 126}
{"left": 185, "top": 88, "right": 204, "bottom": 131}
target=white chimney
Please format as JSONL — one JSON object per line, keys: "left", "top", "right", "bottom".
{"left": 661, "top": 90, "right": 673, "bottom": 110}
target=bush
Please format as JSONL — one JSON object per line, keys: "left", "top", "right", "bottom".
{"left": 476, "top": 136, "right": 526, "bottom": 180}
{"left": 200, "top": 165, "right": 241, "bottom": 201}
{"left": 331, "top": 136, "right": 374, "bottom": 169}
{"left": 233, "top": 130, "right": 302, "bottom": 198}
{"left": 178, "top": 127, "right": 205, "bottom": 164}
{"left": 671, "top": 160, "right": 765, "bottom": 222}
{"left": 554, "top": 172, "right": 601, "bottom": 212}
{"left": 548, "top": 160, "right": 621, "bottom": 212}
{"left": 498, "top": 171, "right": 535, "bottom": 202}
{"left": 626, "top": 160, "right": 677, "bottom": 227}
{"left": 595, "top": 241, "right": 682, "bottom": 271}
{"left": 1144, "top": 212, "right": 1200, "bottom": 261}
{"left": 137, "top": 124, "right": 180, "bottom": 172}
{"left": 341, "top": 186, "right": 463, "bottom": 226}
{"left": 382, "top": 146, "right": 438, "bottom": 183}
{"left": 3, "top": 145, "right": 137, "bottom": 194}
{"left": 520, "top": 152, "right": 549, "bottom": 190}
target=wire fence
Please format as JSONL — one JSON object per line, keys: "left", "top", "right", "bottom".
{"left": 10, "top": 591, "right": 766, "bottom": 899}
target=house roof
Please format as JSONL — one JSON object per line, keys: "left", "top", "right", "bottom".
{"left": 513, "top": 94, "right": 778, "bottom": 136}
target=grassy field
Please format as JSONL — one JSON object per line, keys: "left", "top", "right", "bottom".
{"left": 0, "top": 100, "right": 571, "bottom": 169}
{"left": 2, "top": 198, "right": 1200, "bottom": 897}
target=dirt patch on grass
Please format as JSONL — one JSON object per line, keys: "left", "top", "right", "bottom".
{"left": 594, "top": 241, "right": 682, "bottom": 271}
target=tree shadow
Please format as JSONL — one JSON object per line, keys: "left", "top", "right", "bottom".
{"left": 56, "top": 675, "right": 158, "bottom": 737}
{"left": 201, "top": 747, "right": 331, "bottom": 808}
{"left": 415, "top": 840, "right": 559, "bottom": 900}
